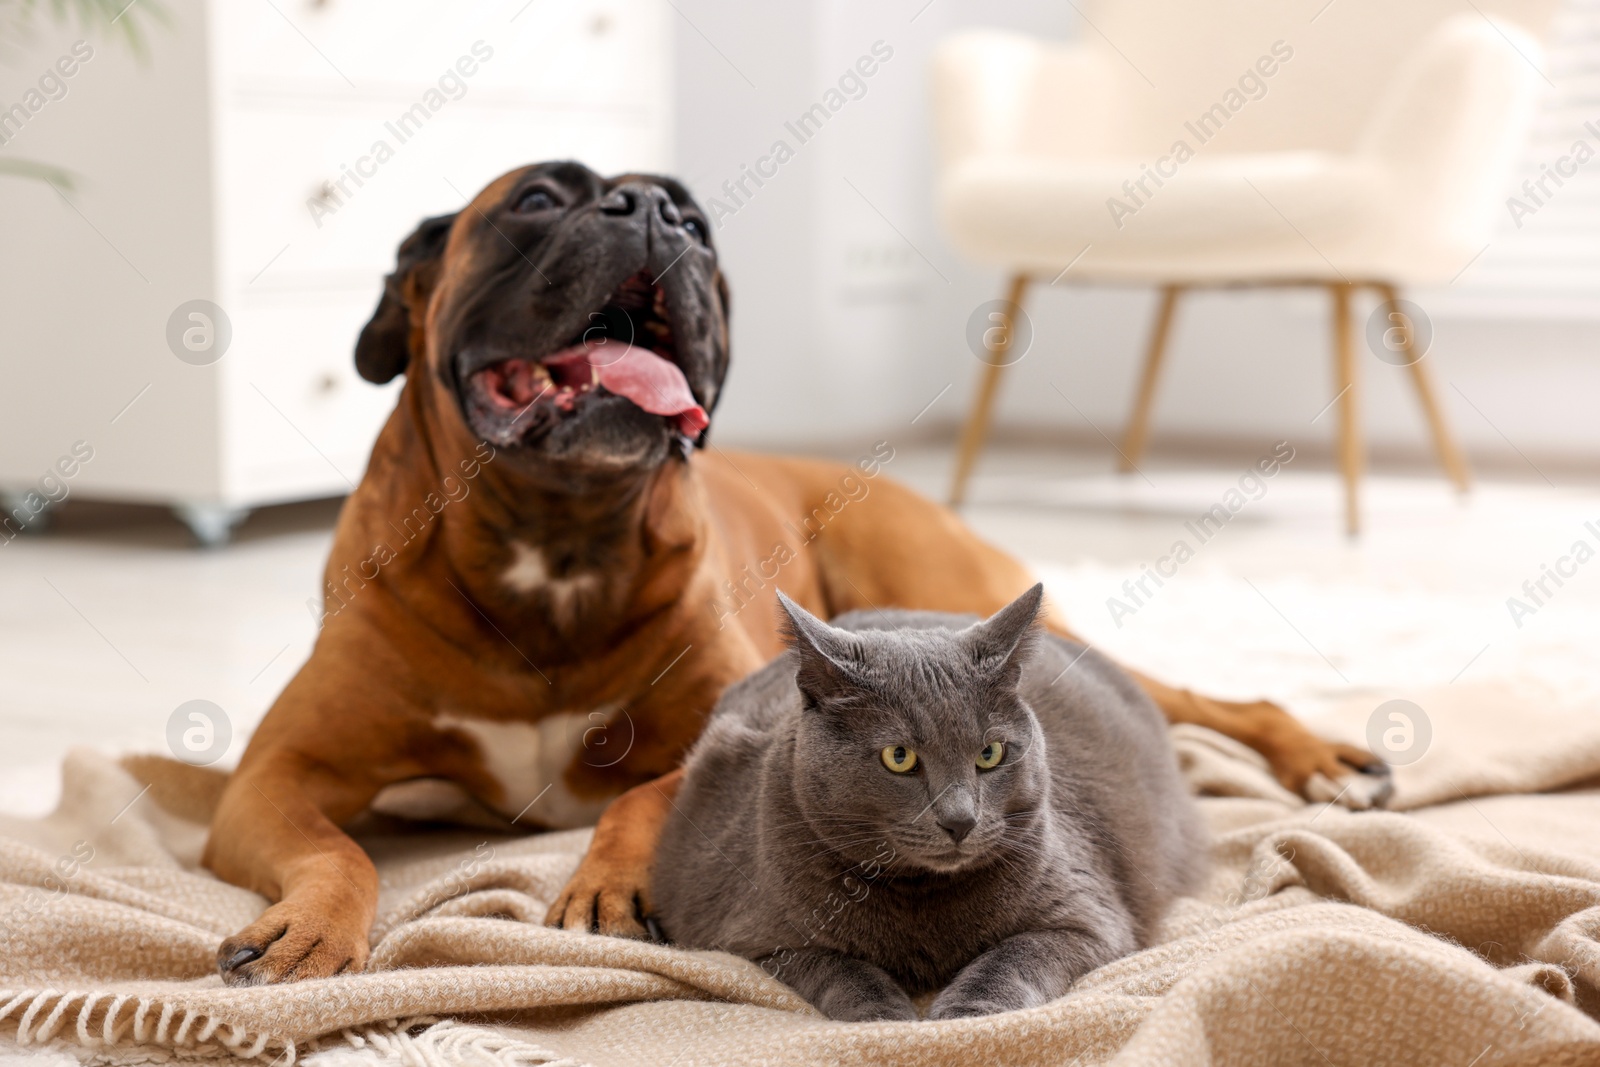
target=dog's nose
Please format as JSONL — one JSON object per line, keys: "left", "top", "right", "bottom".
{"left": 598, "top": 182, "right": 678, "bottom": 220}
{"left": 598, "top": 188, "right": 637, "bottom": 216}
{"left": 600, "top": 183, "right": 683, "bottom": 227}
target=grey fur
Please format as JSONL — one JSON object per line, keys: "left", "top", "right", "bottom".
{"left": 652, "top": 584, "right": 1205, "bottom": 1021}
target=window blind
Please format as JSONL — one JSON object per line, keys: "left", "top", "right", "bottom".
{"left": 1451, "top": 0, "right": 1600, "bottom": 315}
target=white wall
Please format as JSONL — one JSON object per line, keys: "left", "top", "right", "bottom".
{"left": 673, "top": 0, "right": 1071, "bottom": 449}
{"left": 675, "top": 0, "right": 1600, "bottom": 469}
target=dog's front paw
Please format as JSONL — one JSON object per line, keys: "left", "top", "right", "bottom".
{"left": 544, "top": 854, "right": 653, "bottom": 939}
{"left": 218, "top": 898, "right": 370, "bottom": 985}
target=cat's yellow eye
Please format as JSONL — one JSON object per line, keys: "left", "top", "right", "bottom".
{"left": 976, "top": 741, "right": 1005, "bottom": 769}
{"left": 881, "top": 745, "right": 918, "bottom": 774}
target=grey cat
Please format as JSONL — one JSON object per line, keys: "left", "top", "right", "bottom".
{"left": 652, "top": 584, "right": 1204, "bottom": 1021}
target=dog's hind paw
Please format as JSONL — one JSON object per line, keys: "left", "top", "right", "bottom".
{"left": 1305, "top": 751, "right": 1394, "bottom": 811}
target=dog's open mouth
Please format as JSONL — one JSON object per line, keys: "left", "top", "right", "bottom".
{"left": 467, "top": 271, "right": 708, "bottom": 440}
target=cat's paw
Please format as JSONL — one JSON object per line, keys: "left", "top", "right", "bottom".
{"left": 927, "top": 980, "right": 1036, "bottom": 1020}
{"left": 821, "top": 993, "right": 919, "bottom": 1023}
{"left": 926, "top": 996, "right": 1013, "bottom": 1020}
{"left": 769, "top": 949, "right": 920, "bottom": 1022}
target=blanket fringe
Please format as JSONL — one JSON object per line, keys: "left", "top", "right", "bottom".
{"left": 0, "top": 987, "right": 296, "bottom": 1063}
{"left": 0, "top": 992, "right": 581, "bottom": 1067}
{"left": 306, "top": 1018, "right": 584, "bottom": 1067}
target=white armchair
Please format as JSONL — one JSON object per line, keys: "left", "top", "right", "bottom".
{"left": 934, "top": 1, "right": 1560, "bottom": 532}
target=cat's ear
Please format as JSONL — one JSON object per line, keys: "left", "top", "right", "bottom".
{"left": 776, "top": 591, "right": 861, "bottom": 706}
{"left": 968, "top": 583, "right": 1044, "bottom": 682}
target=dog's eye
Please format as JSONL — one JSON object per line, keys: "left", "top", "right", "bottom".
{"left": 513, "top": 188, "right": 557, "bottom": 214}
{"left": 683, "top": 217, "right": 708, "bottom": 243}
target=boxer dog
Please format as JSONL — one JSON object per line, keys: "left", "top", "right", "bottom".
{"left": 203, "top": 162, "right": 1390, "bottom": 985}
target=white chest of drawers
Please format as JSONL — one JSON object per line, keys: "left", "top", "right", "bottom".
{"left": 0, "top": 0, "right": 670, "bottom": 543}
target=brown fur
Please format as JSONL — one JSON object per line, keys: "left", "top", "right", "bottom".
{"left": 203, "top": 166, "right": 1382, "bottom": 985}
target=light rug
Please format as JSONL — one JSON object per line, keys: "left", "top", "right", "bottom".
{"left": 4, "top": 674, "right": 1600, "bottom": 1066}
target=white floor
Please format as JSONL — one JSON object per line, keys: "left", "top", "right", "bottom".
{"left": 4, "top": 444, "right": 1600, "bottom": 815}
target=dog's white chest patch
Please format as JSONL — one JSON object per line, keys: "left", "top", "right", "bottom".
{"left": 434, "top": 710, "right": 614, "bottom": 829}
{"left": 503, "top": 541, "right": 599, "bottom": 620}
{"left": 502, "top": 541, "right": 550, "bottom": 593}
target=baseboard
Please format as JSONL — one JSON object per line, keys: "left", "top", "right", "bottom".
{"left": 724, "top": 420, "right": 1599, "bottom": 486}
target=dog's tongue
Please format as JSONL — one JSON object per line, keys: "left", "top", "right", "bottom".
{"left": 545, "top": 342, "right": 708, "bottom": 436}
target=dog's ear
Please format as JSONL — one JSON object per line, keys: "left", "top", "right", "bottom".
{"left": 693, "top": 270, "right": 732, "bottom": 443}
{"left": 355, "top": 212, "right": 457, "bottom": 384}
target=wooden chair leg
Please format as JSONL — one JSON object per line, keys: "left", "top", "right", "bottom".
{"left": 948, "top": 273, "right": 1029, "bottom": 508}
{"left": 1330, "top": 283, "right": 1362, "bottom": 537}
{"left": 1118, "top": 284, "right": 1184, "bottom": 472}
{"left": 1374, "top": 283, "right": 1471, "bottom": 494}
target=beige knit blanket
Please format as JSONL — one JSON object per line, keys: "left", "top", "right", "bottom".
{"left": 5, "top": 680, "right": 1600, "bottom": 1067}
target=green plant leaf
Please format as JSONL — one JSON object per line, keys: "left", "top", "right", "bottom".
{"left": 0, "top": 0, "right": 168, "bottom": 61}
{"left": 0, "top": 0, "right": 166, "bottom": 185}
{"left": 0, "top": 156, "right": 76, "bottom": 187}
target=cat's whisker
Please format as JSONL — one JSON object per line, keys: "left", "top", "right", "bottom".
{"left": 795, "top": 834, "right": 896, "bottom": 855}
{"left": 786, "top": 827, "right": 900, "bottom": 855}
{"left": 796, "top": 837, "right": 902, "bottom": 864}
{"left": 764, "top": 817, "right": 877, "bottom": 831}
